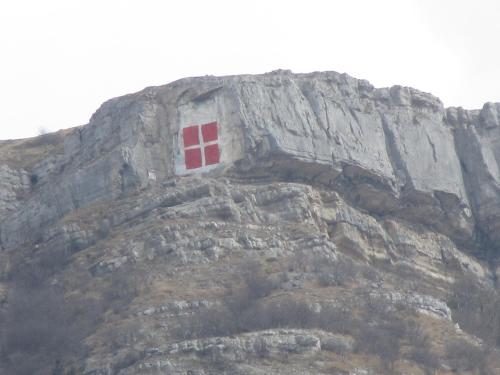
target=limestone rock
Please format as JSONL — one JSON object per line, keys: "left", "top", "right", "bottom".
{"left": 452, "top": 102, "right": 500, "bottom": 245}
{"left": 369, "top": 290, "right": 452, "bottom": 320}
{"left": 0, "top": 164, "right": 29, "bottom": 224}
{"left": 2, "top": 70, "right": 498, "bottom": 251}
{"left": 2, "top": 70, "right": 500, "bottom": 375}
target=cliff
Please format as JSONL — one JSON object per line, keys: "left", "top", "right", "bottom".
{"left": 0, "top": 70, "right": 499, "bottom": 374}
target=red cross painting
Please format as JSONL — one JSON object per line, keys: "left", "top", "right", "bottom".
{"left": 182, "top": 121, "right": 220, "bottom": 170}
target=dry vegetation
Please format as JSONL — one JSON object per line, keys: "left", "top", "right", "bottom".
{"left": 174, "top": 259, "right": 457, "bottom": 374}
{"left": 447, "top": 274, "right": 500, "bottom": 346}
{"left": 0, "top": 250, "right": 145, "bottom": 375}
{"left": 2, "top": 239, "right": 500, "bottom": 375}
{"left": 0, "top": 128, "right": 71, "bottom": 170}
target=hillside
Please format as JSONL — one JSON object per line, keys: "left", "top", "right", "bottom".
{"left": 1, "top": 70, "right": 500, "bottom": 374}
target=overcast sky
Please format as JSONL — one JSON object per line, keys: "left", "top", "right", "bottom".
{"left": 0, "top": 0, "right": 499, "bottom": 140}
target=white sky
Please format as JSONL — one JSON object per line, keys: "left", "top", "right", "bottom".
{"left": 0, "top": 0, "right": 499, "bottom": 140}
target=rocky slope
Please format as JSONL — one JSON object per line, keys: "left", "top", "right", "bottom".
{"left": 1, "top": 70, "right": 500, "bottom": 374}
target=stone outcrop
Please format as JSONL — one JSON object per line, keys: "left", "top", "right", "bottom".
{"left": 450, "top": 103, "right": 500, "bottom": 246}
{"left": 104, "top": 329, "right": 351, "bottom": 375}
{"left": 0, "top": 164, "right": 29, "bottom": 218}
{"left": 1, "top": 70, "right": 499, "bottom": 253}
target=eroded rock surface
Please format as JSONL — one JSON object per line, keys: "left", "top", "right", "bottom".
{"left": 1, "top": 70, "right": 500, "bottom": 374}
{"left": 2, "top": 70, "right": 499, "bottom": 251}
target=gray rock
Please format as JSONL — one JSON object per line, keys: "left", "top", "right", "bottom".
{"left": 155, "top": 329, "right": 323, "bottom": 359}
{"left": 369, "top": 290, "right": 452, "bottom": 320}
{"left": 2, "top": 70, "right": 499, "bottom": 254}
{"left": 2, "top": 69, "right": 500, "bottom": 375}
{"left": 0, "top": 164, "right": 30, "bottom": 227}
{"left": 452, "top": 102, "right": 500, "bottom": 245}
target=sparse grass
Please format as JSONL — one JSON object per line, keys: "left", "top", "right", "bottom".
{"left": 0, "top": 128, "right": 71, "bottom": 170}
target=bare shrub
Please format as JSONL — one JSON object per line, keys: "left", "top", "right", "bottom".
{"left": 111, "top": 350, "right": 145, "bottom": 373}
{"left": 406, "top": 322, "right": 439, "bottom": 374}
{"left": 206, "top": 352, "right": 240, "bottom": 374}
{"left": 240, "top": 261, "right": 277, "bottom": 300}
{"left": 224, "top": 261, "right": 278, "bottom": 316}
{"left": 355, "top": 324, "right": 401, "bottom": 372}
{"left": 360, "top": 265, "right": 380, "bottom": 282}
{"left": 37, "top": 246, "right": 72, "bottom": 275}
{"left": 411, "top": 346, "right": 439, "bottom": 375}
{"left": 446, "top": 339, "right": 488, "bottom": 374}
{"left": 362, "top": 294, "right": 393, "bottom": 320}
{"left": 102, "top": 266, "right": 149, "bottom": 315}
{"left": 354, "top": 310, "right": 436, "bottom": 373}
{"left": 176, "top": 305, "right": 236, "bottom": 340}
{"left": 8, "top": 246, "right": 72, "bottom": 288}
{"left": 176, "top": 297, "right": 315, "bottom": 340}
{"left": 316, "top": 305, "right": 359, "bottom": 335}
{"left": 7, "top": 260, "right": 51, "bottom": 289}
{"left": 253, "top": 337, "right": 270, "bottom": 358}
{"left": 177, "top": 262, "right": 280, "bottom": 340}
{"left": 315, "top": 257, "right": 357, "bottom": 287}
{"left": 321, "top": 338, "right": 352, "bottom": 356}
{"left": 0, "top": 283, "right": 94, "bottom": 375}
{"left": 1, "top": 247, "right": 105, "bottom": 374}
{"left": 448, "top": 274, "right": 500, "bottom": 346}
{"left": 240, "top": 298, "right": 314, "bottom": 331}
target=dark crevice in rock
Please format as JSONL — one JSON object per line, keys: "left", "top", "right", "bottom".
{"left": 426, "top": 134, "right": 438, "bottom": 163}
{"left": 378, "top": 111, "right": 410, "bottom": 192}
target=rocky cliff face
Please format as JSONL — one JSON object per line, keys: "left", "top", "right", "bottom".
{"left": 3, "top": 70, "right": 500, "bottom": 252}
{"left": 1, "top": 70, "right": 500, "bottom": 374}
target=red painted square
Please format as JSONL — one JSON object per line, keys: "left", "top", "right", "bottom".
{"left": 185, "top": 148, "right": 202, "bottom": 169}
{"left": 204, "top": 144, "right": 220, "bottom": 165}
{"left": 201, "top": 122, "right": 218, "bottom": 142}
{"left": 183, "top": 125, "right": 199, "bottom": 147}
